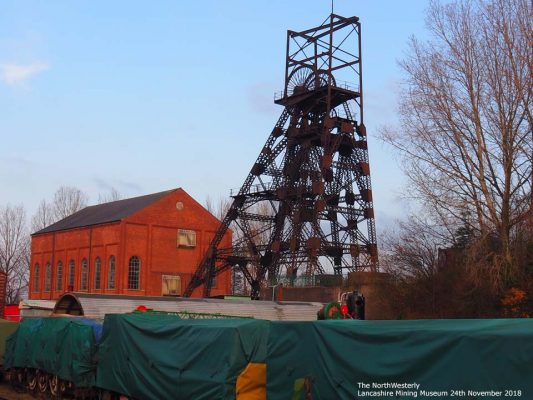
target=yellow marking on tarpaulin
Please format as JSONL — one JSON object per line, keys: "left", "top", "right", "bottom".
{"left": 236, "top": 362, "right": 266, "bottom": 400}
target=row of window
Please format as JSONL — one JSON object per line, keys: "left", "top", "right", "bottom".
{"left": 33, "top": 256, "right": 140, "bottom": 292}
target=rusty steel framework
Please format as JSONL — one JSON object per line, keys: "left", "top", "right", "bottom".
{"left": 185, "top": 14, "right": 378, "bottom": 299}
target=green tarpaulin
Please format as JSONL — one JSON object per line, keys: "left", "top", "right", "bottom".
{"left": 266, "top": 319, "right": 533, "bottom": 399}
{"left": 0, "top": 319, "right": 18, "bottom": 366}
{"left": 4, "top": 317, "right": 99, "bottom": 388}
{"left": 96, "top": 313, "right": 269, "bottom": 400}
{"left": 3, "top": 315, "right": 532, "bottom": 399}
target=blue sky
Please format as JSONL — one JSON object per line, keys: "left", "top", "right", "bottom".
{"left": 0, "top": 1, "right": 432, "bottom": 232}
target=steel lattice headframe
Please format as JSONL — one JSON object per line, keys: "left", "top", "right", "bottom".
{"left": 185, "top": 14, "right": 378, "bottom": 299}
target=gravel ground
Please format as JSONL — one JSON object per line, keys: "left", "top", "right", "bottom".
{"left": 0, "top": 383, "right": 36, "bottom": 400}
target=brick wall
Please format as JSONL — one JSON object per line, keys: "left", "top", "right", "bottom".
{"left": 345, "top": 272, "right": 395, "bottom": 320}
{"left": 260, "top": 286, "right": 340, "bottom": 303}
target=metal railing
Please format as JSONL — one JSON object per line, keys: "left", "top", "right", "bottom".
{"left": 230, "top": 182, "right": 274, "bottom": 197}
{"left": 134, "top": 310, "right": 253, "bottom": 319}
{"left": 273, "top": 80, "right": 359, "bottom": 101}
{"left": 273, "top": 274, "right": 343, "bottom": 288}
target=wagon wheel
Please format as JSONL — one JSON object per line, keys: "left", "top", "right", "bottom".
{"left": 3, "top": 369, "right": 11, "bottom": 384}
{"left": 49, "top": 374, "right": 60, "bottom": 397}
{"left": 98, "top": 389, "right": 111, "bottom": 400}
{"left": 99, "top": 389, "right": 119, "bottom": 400}
{"left": 60, "top": 379, "right": 68, "bottom": 395}
{"left": 16, "top": 369, "right": 25, "bottom": 387}
{"left": 37, "top": 371, "right": 48, "bottom": 393}
{"left": 7, "top": 369, "right": 18, "bottom": 389}
{"left": 26, "top": 369, "right": 37, "bottom": 391}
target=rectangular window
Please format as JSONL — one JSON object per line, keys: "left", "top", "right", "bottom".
{"left": 162, "top": 275, "right": 181, "bottom": 296}
{"left": 178, "top": 229, "right": 196, "bottom": 248}
{"left": 127, "top": 256, "right": 140, "bottom": 290}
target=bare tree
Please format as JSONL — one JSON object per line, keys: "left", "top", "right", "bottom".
{"left": 31, "top": 199, "right": 55, "bottom": 233}
{"left": 381, "top": 215, "right": 447, "bottom": 281}
{"left": 32, "top": 186, "right": 90, "bottom": 231}
{"left": 53, "top": 186, "right": 89, "bottom": 220}
{"left": 381, "top": 0, "right": 532, "bottom": 286}
{"left": 0, "top": 205, "right": 30, "bottom": 303}
{"left": 205, "top": 195, "right": 232, "bottom": 221}
{"left": 379, "top": 215, "right": 443, "bottom": 318}
{"left": 378, "top": 208, "right": 505, "bottom": 318}
{"left": 98, "top": 188, "right": 124, "bottom": 204}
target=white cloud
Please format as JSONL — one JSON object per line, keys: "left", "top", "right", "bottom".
{"left": 0, "top": 62, "right": 49, "bottom": 86}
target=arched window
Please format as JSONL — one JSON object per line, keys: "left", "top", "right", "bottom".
{"left": 94, "top": 257, "right": 101, "bottom": 289}
{"left": 108, "top": 256, "right": 115, "bottom": 289}
{"left": 127, "top": 256, "right": 140, "bottom": 290}
{"left": 81, "top": 258, "right": 88, "bottom": 290}
{"left": 56, "top": 261, "right": 63, "bottom": 291}
{"left": 68, "top": 260, "right": 75, "bottom": 290}
{"left": 33, "top": 263, "right": 40, "bottom": 292}
{"left": 44, "top": 262, "right": 51, "bottom": 292}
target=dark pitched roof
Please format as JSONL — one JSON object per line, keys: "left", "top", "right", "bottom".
{"left": 33, "top": 189, "right": 176, "bottom": 235}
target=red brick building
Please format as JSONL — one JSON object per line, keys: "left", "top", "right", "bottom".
{"left": 29, "top": 188, "right": 231, "bottom": 300}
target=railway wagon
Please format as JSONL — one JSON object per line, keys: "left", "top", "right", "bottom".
{"left": 5, "top": 313, "right": 269, "bottom": 399}
{"left": 4, "top": 316, "right": 533, "bottom": 399}
{"left": 96, "top": 313, "right": 269, "bottom": 399}
{"left": 266, "top": 319, "right": 533, "bottom": 399}
{"left": 4, "top": 316, "right": 102, "bottom": 398}
{"left": 99, "top": 318, "right": 527, "bottom": 399}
